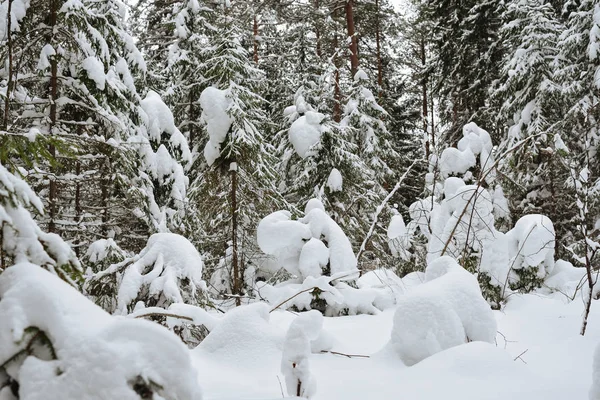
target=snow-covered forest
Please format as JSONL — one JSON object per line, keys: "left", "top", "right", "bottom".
{"left": 2, "top": 0, "right": 600, "bottom": 398}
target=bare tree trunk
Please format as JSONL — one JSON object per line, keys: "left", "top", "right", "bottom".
{"left": 2, "top": 0, "right": 13, "bottom": 129}
{"left": 314, "top": 0, "right": 322, "bottom": 58}
{"left": 581, "top": 240, "right": 594, "bottom": 335}
{"left": 421, "top": 36, "right": 429, "bottom": 160}
{"left": 344, "top": 0, "right": 358, "bottom": 76}
{"left": 74, "top": 160, "right": 82, "bottom": 256}
{"left": 374, "top": 0, "right": 383, "bottom": 97}
{"left": 230, "top": 164, "right": 241, "bottom": 306}
{"left": 333, "top": 33, "right": 342, "bottom": 123}
{"left": 253, "top": 14, "right": 259, "bottom": 64}
{"left": 101, "top": 158, "right": 109, "bottom": 237}
{"left": 47, "top": 0, "right": 59, "bottom": 233}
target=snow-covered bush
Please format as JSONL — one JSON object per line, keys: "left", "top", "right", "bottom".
{"left": 85, "top": 233, "right": 207, "bottom": 344}
{"left": 0, "top": 263, "right": 202, "bottom": 400}
{"left": 256, "top": 199, "right": 388, "bottom": 315}
{"left": 389, "top": 256, "right": 496, "bottom": 366}
{"left": 257, "top": 199, "right": 357, "bottom": 280}
{"left": 0, "top": 162, "right": 80, "bottom": 283}
{"left": 281, "top": 311, "right": 325, "bottom": 398}
{"left": 392, "top": 124, "right": 508, "bottom": 279}
{"left": 480, "top": 214, "right": 555, "bottom": 306}
{"left": 87, "top": 232, "right": 205, "bottom": 313}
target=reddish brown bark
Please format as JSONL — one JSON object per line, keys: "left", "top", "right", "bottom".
{"left": 344, "top": 0, "right": 359, "bottom": 76}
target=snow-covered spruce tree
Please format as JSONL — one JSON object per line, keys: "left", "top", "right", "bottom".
{"left": 281, "top": 88, "right": 372, "bottom": 255}
{"left": 554, "top": 0, "right": 600, "bottom": 260}
{"left": 418, "top": 0, "right": 504, "bottom": 142}
{"left": 133, "top": 0, "right": 212, "bottom": 148}
{"left": 492, "top": 0, "right": 569, "bottom": 255}
{"left": 0, "top": 161, "right": 80, "bottom": 283}
{"left": 341, "top": 69, "right": 399, "bottom": 266}
{"left": 0, "top": 0, "right": 154, "bottom": 253}
{"left": 135, "top": 90, "right": 192, "bottom": 234}
{"left": 192, "top": 4, "right": 283, "bottom": 303}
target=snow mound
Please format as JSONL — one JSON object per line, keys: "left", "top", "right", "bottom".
{"left": 200, "top": 86, "right": 233, "bottom": 166}
{"left": 196, "top": 303, "right": 282, "bottom": 365}
{"left": 390, "top": 257, "right": 496, "bottom": 365}
{"left": 0, "top": 263, "right": 202, "bottom": 400}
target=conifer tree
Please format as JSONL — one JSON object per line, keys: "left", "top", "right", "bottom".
{"left": 193, "top": 3, "right": 283, "bottom": 302}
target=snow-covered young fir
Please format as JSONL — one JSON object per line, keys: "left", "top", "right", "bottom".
{"left": 2, "top": 0, "right": 600, "bottom": 399}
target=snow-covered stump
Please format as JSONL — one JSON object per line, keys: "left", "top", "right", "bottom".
{"left": 281, "top": 311, "right": 324, "bottom": 398}
{"left": 389, "top": 256, "right": 496, "bottom": 366}
{"left": 0, "top": 263, "right": 203, "bottom": 400}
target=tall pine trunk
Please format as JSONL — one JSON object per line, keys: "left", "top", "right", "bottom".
{"left": 47, "top": 0, "right": 59, "bottom": 233}
{"left": 344, "top": 0, "right": 358, "bottom": 76}
{"left": 230, "top": 163, "right": 241, "bottom": 306}
{"left": 375, "top": 0, "right": 383, "bottom": 97}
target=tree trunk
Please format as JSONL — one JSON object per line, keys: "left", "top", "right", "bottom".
{"left": 314, "top": 0, "right": 322, "bottom": 58}
{"left": 374, "top": 0, "right": 383, "bottom": 97}
{"left": 47, "top": 0, "right": 59, "bottom": 233}
{"left": 230, "top": 163, "right": 241, "bottom": 306}
{"left": 344, "top": 0, "right": 359, "bottom": 76}
{"left": 2, "top": 0, "right": 13, "bottom": 129}
{"left": 333, "top": 27, "right": 342, "bottom": 122}
{"left": 421, "top": 36, "right": 429, "bottom": 160}
{"left": 253, "top": 14, "right": 259, "bottom": 64}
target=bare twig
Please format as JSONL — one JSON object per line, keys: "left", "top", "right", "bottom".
{"left": 320, "top": 350, "right": 370, "bottom": 358}
{"left": 513, "top": 349, "right": 528, "bottom": 364}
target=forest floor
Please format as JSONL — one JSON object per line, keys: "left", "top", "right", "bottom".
{"left": 191, "top": 289, "right": 599, "bottom": 400}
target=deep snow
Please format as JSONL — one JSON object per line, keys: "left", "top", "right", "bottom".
{"left": 192, "top": 289, "right": 600, "bottom": 400}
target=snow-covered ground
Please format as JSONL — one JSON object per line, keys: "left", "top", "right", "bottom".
{"left": 193, "top": 292, "right": 599, "bottom": 400}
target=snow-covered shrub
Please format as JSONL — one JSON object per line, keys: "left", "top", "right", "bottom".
{"left": 195, "top": 303, "right": 281, "bottom": 365}
{"left": 83, "top": 238, "right": 128, "bottom": 311}
{"left": 0, "top": 162, "right": 80, "bottom": 283}
{"left": 281, "top": 311, "right": 325, "bottom": 399}
{"left": 389, "top": 256, "right": 496, "bottom": 366}
{"left": 87, "top": 232, "right": 205, "bottom": 314}
{"left": 257, "top": 199, "right": 386, "bottom": 315}
{"left": 257, "top": 199, "right": 357, "bottom": 280}
{"left": 0, "top": 263, "right": 202, "bottom": 400}
{"left": 394, "top": 124, "right": 508, "bottom": 280}
{"left": 85, "top": 233, "right": 207, "bottom": 345}
{"left": 480, "top": 214, "right": 555, "bottom": 306}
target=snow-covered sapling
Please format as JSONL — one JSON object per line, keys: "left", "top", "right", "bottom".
{"left": 281, "top": 311, "right": 323, "bottom": 398}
